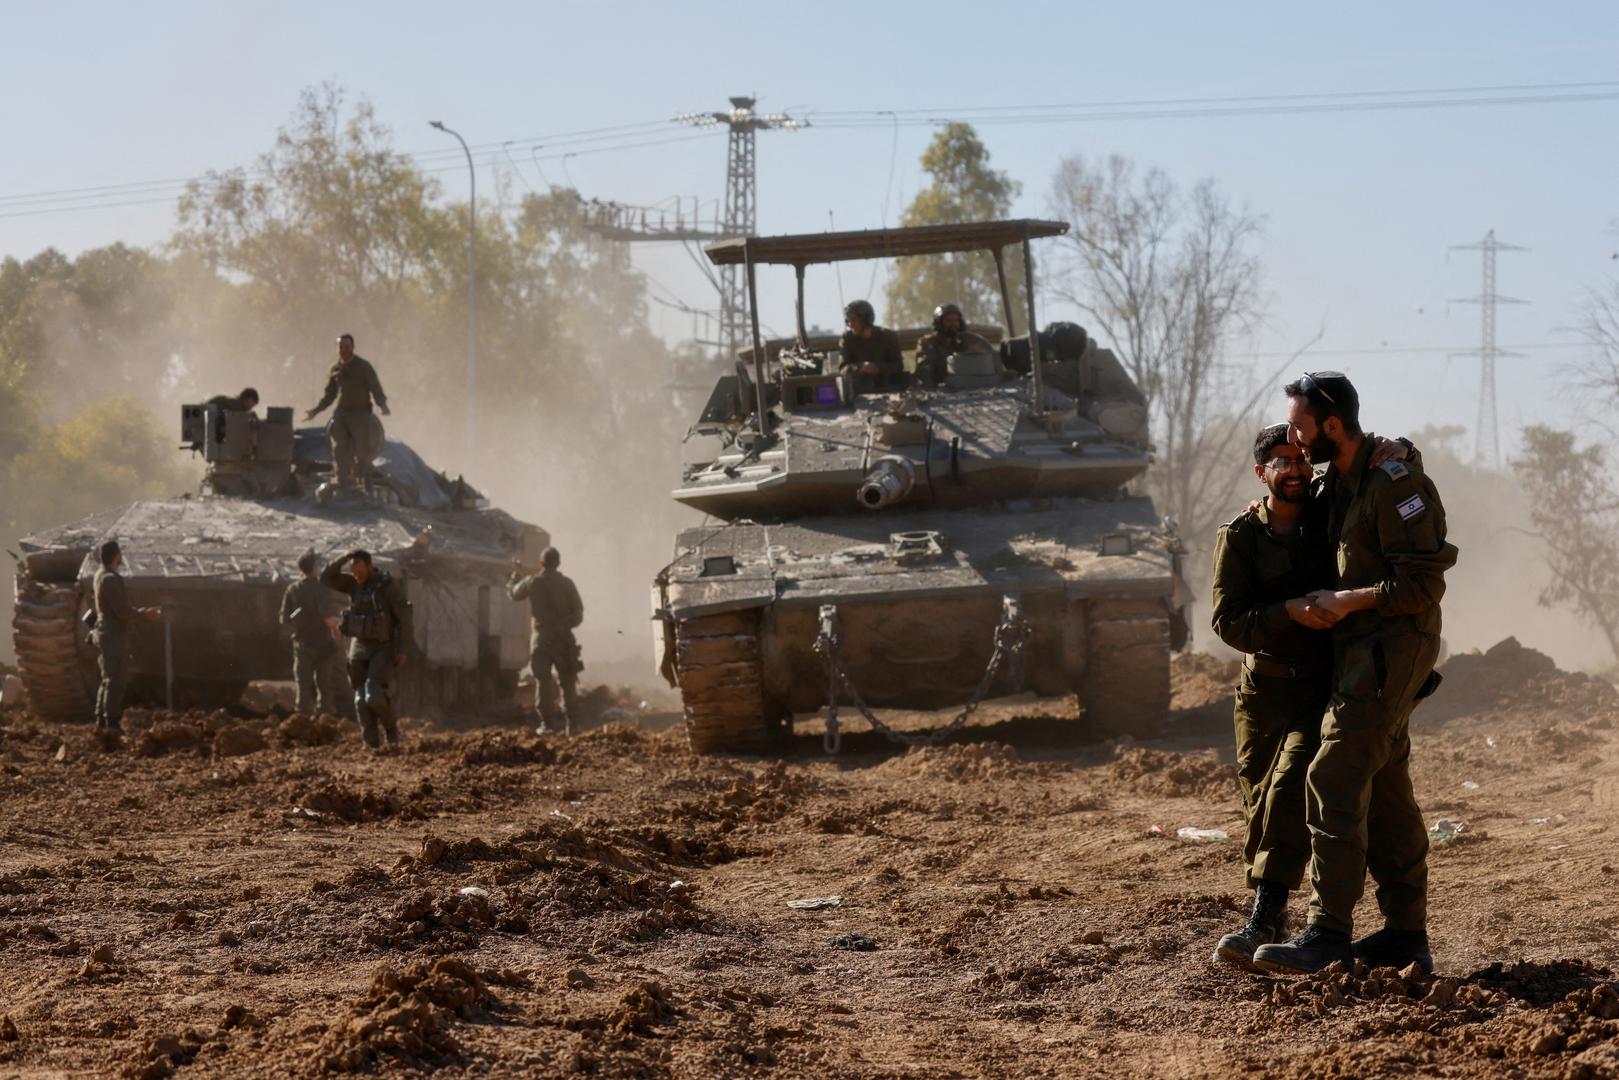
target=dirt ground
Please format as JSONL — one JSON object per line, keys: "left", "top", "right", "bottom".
{"left": 2, "top": 640, "right": 1618, "bottom": 1079}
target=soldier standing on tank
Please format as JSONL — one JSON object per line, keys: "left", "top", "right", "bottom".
{"left": 1207, "top": 424, "right": 1338, "bottom": 967}
{"left": 90, "top": 539, "right": 161, "bottom": 731}
{"left": 279, "top": 551, "right": 350, "bottom": 720}
{"left": 321, "top": 549, "right": 412, "bottom": 748}
{"left": 508, "top": 547, "right": 584, "bottom": 736}
{"left": 1253, "top": 372, "right": 1457, "bottom": 977}
{"left": 838, "top": 300, "right": 906, "bottom": 391}
{"left": 913, "top": 303, "right": 994, "bottom": 386}
{"left": 305, "top": 333, "right": 389, "bottom": 493}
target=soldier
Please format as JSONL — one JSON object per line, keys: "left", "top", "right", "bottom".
{"left": 90, "top": 539, "right": 161, "bottom": 731}
{"left": 206, "top": 388, "right": 260, "bottom": 413}
{"left": 1208, "top": 424, "right": 1337, "bottom": 967}
{"left": 305, "top": 333, "right": 389, "bottom": 493}
{"left": 1254, "top": 372, "right": 1456, "bottom": 977}
{"left": 279, "top": 551, "right": 349, "bottom": 719}
{"left": 321, "top": 549, "right": 412, "bottom": 749}
{"left": 913, "top": 303, "right": 995, "bottom": 386}
{"left": 838, "top": 300, "right": 906, "bottom": 391}
{"left": 508, "top": 547, "right": 584, "bottom": 735}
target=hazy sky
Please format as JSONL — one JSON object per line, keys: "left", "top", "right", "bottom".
{"left": 6, "top": 1, "right": 1617, "bottom": 457}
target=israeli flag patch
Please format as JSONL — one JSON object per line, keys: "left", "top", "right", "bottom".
{"left": 1396, "top": 493, "right": 1426, "bottom": 521}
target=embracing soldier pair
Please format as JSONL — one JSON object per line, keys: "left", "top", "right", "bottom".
{"left": 1210, "top": 371, "right": 1457, "bottom": 976}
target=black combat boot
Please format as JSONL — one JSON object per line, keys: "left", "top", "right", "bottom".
{"left": 1353, "top": 927, "right": 1433, "bottom": 975}
{"left": 1213, "top": 882, "right": 1288, "bottom": 968}
{"left": 1252, "top": 925, "right": 1353, "bottom": 975}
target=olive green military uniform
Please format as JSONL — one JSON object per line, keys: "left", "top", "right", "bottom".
{"left": 321, "top": 560, "right": 413, "bottom": 747}
{"left": 205, "top": 394, "right": 252, "bottom": 412}
{"left": 913, "top": 329, "right": 995, "bottom": 386}
{"left": 1306, "top": 436, "right": 1457, "bottom": 935}
{"left": 279, "top": 576, "right": 349, "bottom": 719}
{"left": 92, "top": 569, "right": 138, "bottom": 729}
{"left": 508, "top": 568, "right": 584, "bottom": 725}
{"left": 838, "top": 327, "right": 906, "bottom": 391}
{"left": 310, "top": 357, "right": 388, "bottom": 489}
{"left": 1211, "top": 500, "right": 1334, "bottom": 891}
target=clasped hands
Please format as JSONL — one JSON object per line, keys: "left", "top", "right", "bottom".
{"left": 1286, "top": 590, "right": 1354, "bottom": 629}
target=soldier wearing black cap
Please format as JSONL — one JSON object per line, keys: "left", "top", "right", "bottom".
{"left": 1254, "top": 371, "right": 1457, "bottom": 977}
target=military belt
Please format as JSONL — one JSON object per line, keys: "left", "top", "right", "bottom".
{"left": 1245, "top": 653, "right": 1329, "bottom": 680}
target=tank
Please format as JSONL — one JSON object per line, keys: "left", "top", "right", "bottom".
{"left": 653, "top": 220, "right": 1191, "bottom": 753}
{"left": 12, "top": 403, "right": 549, "bottom": 721}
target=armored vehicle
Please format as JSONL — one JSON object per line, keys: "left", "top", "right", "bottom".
{"left": 654, "top": 220, "right": 1190, "bottom": 753}
{"left": 12, "top": 404, "right": 548, "bottom": 721}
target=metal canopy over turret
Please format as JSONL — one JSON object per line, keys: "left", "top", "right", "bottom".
{"left": 703, "top": 219, "right": 1068, "bottom": 266}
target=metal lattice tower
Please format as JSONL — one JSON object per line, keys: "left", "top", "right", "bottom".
{"left": 676, "top": 97, "right": 803, "bottom": 358}
{"left": 1450, "top": 230, "right": 1528, "bottom": 469}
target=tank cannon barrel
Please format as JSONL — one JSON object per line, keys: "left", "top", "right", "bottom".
{"left": 858, "top": 456, "right": 915, "bottom": 510}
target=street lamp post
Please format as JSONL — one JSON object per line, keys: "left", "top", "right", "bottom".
{"left": 430, "top": 120, "right": 476, "bottom": 461}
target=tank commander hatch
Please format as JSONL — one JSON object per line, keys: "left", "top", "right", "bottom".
{"left": 305, "top": 333, "right": 390, "bottom": 494}
{"left": 914, "top": 303, "right": 995, "bottom": 386}
{"left": 838, "top": 299, "right": 906, "bottom": 392}
{"left": 205, "top": 388, "right": 260, "bottom": 413}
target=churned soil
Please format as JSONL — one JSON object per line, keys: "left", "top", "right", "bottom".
{"left": 1, "top": 646, "right": 1617, "bottom": 1078}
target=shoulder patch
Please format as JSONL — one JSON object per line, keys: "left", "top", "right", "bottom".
{"left": 1396, "top": 493, "right": 1426, "bottom": 521}
{"left": 1379, "top": 459, "right": 1410, "bottom": 480}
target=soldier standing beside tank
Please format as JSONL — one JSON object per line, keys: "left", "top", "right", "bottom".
{"left": 304, "top": 333, "right": 389, "bottom": 494}
{"left": 279, "top": 551, "right": 350, "bottom": 720}
{"left": 321, "top": 550, "right": 412, "bottom": 748}
{"left": 1207, "top": 425, "right": 1337, "bottom": 968}
{"left": 90, "top": 539, "right": 161, "bottom": 731}
{"left": 509, "top": 547, "right": 584, "bottom": 736}
{"left": 913, "top": 303, "right": 994, "bottom": 386}
{"left": 838, "top": 300, "right": 906, "bottom": 391}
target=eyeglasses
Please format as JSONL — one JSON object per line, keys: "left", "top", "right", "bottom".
{"left": 1297, "top": 371, "right": 1345, "bottom": 405}
{"left": 1264, "top": 456, "right": 1310, "bottom": 473}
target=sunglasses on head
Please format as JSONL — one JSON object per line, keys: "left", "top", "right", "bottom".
{"left": 1298, "top": 371, "right": 1345, "bottom": 405}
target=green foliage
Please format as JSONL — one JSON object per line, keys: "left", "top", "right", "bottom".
{"left": 3, "top": 397, "right": 183, "bottom": 539}
{"left": 884, "top": 124, "right": 1024, "bottom": 329}
{"left": 1511, "top": 425, "right": 1619, "bottom": 662}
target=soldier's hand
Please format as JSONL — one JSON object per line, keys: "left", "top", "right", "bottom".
{"left": 1285, "top": 596, "right": 1337, "bottom": 630}
{"left": 302, "top": 409, "right": 318, "bottom": 421}
{"left": 860, "top": 361, "right": 880, "bottom": 376}
{"left": 141, "top": 607, "right": 163, "bottom": 623}
{"left": 379, "top": 404, "right": 391, "bottom": 416}
{"left": 1369, "top": 435, "right": 1409, "bottom": 467}
{"left": 1246, "top": 498, "right": 1263, "bottom": 514}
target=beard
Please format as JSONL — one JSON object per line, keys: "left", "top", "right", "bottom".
{"left": 1268, "top": 473, "right": 1309, "bottom": 504}
{"left": 1304, "top": 429, "right": 1338, "bottom": 465}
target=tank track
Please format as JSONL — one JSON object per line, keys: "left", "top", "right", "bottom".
{"left": 672, "top": 610, "right": 768, "bottom": 754}
{"left": 1078, "top": 602, "right": 1172, "bottom": 736}
{"left": 12, "top": 577, "right": 95, "bottom": 723}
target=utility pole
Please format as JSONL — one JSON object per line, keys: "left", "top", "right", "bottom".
{"left": 1450, "top": 229, "right": 1528, "bottom": 470}
{"left": 675, "top": 97, "right": 803, "bottom": 359}
{"left": 430, "top": 120, "right": 477, "bottom": 460}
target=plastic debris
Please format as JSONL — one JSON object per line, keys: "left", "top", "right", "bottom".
{"left": 1429, "top": 818, "right": 1467, "bottom": 843}
{"left": 1175, "top": 827, "right": 1229, "bottom": 843}
{"left": 1147, "top": 823, "right": 1166, "bottom": 837}
{"left": 457, "top": 886, "right": 490, "bottom": 899}
{"left": 1485, "top": 736, "right": 1498, "bottom": 749}
{"left": 827, "top": 932, "right": 877, "bottom": 951}
{"left": 1461, "top": 780, "right": 1480, "bottom": 790}
{"left": 787, "top": 895, "right": 843, "bottom": 910}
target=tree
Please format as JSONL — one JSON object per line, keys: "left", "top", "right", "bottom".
{"left": 1511, "top": 425, "right": 1619, "bottom": 664}
{"left": 884, "top": 124, "right": 1023, "bottom": 328}
{"left": 1049, "top": 154, "right": 1267, "bottom": 547}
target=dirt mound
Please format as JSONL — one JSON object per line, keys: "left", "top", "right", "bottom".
{"left": 276, "top": 714, "right": 346, "bottom": 747}
{"left": 1171, "top": 653, "right": 1241, "bottom": 709}
{"left": 291, "top": 781, "right": 403, "bottom": 823}
{"left": 664, "top": 762, "right": 816, "bottom": 826}
{"left": 872, "top": 742, "right": 1030, "bottom": 783}
{"left": 459, "top": 731, "right": 557, "bottom": 767}
{"left": 1109, "top": 746, "right": 1234, "bottom": 799}
{"left": 313, "top": 958, "right": 486, "bottom": 1074}
{"left": 1427, "top": 637, "right": 1619, "bottom": 723}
